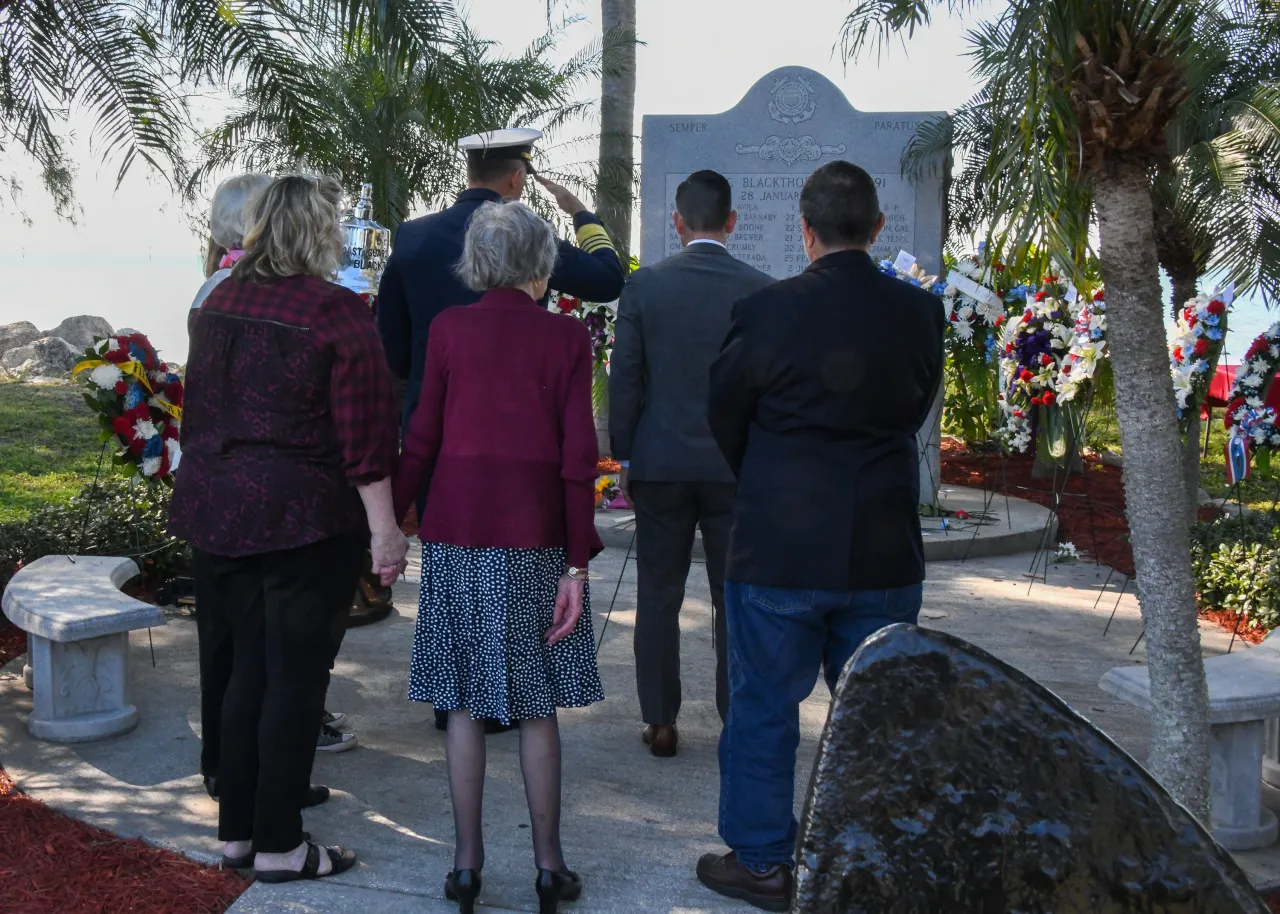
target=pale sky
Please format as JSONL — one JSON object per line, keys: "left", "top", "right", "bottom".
{"left": 0, "top": 0, "right": 1270, "bottom": 364}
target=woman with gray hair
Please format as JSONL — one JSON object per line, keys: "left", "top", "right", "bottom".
{"left": 393, "top": 201, "right": 604, "bottom": 913}
{"left": 189, "top": 173, "right": 272, "bottom": 334}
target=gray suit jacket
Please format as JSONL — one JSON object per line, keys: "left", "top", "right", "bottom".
{"left": 609, "top": 243, "right": 774, "bottom": 482}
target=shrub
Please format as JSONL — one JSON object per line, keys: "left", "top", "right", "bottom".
{"left": 0, "top": 477, "right": 189, "bottom": 595}
{"left": 1190, "top": 514, "right": 1280, "bottom": 631}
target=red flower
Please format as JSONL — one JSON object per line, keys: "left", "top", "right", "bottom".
{"left": 111, "top": 416, "right": 132, "bottom": 438}
{"left": 1040, "top": 353, "right": 1053, "bottom": 366}
{"left": 949, "top": 312, "right": 958, "bottom": 322}
{"left": 1013, "top": 409, "right": 1024, "bottom": 419}
{"left": 1093, "top": 289, "right": 1105, "bottom": 301}
{"left": 1043, "top": 391, "right": 1057, "bottom": 406}
{"left": 1044, "top": 274, "right": 1058, "bottom": 283}
{"left": 994, "top": 315, "right": 1006, "bottom": 327}
{"left": 103, "top": 347, "right": 129, "bottom": 365}
{"left": 164, "top": 382, "right": 183, "bottom": 406}
{"left": 1034, "top": 291, "right": 1047, "bottom": 302}
{"left": 994, "top": 262, "right": 1005, "bottom": 273}
{"left": 163, "top": 423, "right": 180, "bottom": 440}
{"left": 1031, "top": 395, "right": 1044, "bottom": 406}
{"left": 1062, "top": 364, "right": 1072, "bottom": 374}
{"left": 1194, "top": 338, "right": 1210, "bottom": 357}
{"left": 1019, "top": 369, "right": 1034, "bottom": 382}
{"left": 1173, "top": 347, "right": 1183, "bottom": 362}
{"left": 955, "top": 510, "right": 971, "bottom": 520}
{"left": 556, "top": 296, "right": 578, "bottom": 313}
{"left": 113, "top": 380, "right": 127, "bottom": 395}
{"left": 1208, "top": 299, "right": 1226, "bottom": 315}
{"left": 1021, "top": 311, "right": 1032, "bottom": 324}
{"left": 1004, "top": 343, "right": 1014, "bottom": 354}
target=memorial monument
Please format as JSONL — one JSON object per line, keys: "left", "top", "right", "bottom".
{"left": 640, "top": 67, "right": 948, "bottom": 506}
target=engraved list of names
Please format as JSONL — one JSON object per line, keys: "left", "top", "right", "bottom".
{"left": 662, "top": 172, "right": 918, "bottom": 279}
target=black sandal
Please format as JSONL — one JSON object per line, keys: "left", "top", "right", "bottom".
{"left": 254, "top": 840, "right": 356, "bottom": 883}
{"left": 222, "top": 832, "right": 310, "bottom": 869}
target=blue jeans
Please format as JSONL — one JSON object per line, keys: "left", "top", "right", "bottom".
{"left": 718, "top": 579, "right": 923, "bottom": 867}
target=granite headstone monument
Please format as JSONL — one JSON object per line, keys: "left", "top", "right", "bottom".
{"left": 640, "top": 67, "right": 948, "bottom": 506}
{"left": 794, "top": 624, "right": 1267, "bottom": 913}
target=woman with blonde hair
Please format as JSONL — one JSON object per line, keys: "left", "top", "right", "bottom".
{"left": 171, "top": 175, "right": 408, "bottom": 882}
{"left": 393, "top": 200, "right": 604, "bottom": 912}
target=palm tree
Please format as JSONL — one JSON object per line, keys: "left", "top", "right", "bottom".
{"left": 596, "top": 0, "right": 637, "bottom": 263}
{"left": 188, "top": 14, "right": 597, "bottom": 232}
{"left": 841, "top": 0, "right": 1258, "bottom": 820}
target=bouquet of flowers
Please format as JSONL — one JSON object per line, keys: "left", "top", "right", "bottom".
{"left": 1170, "top": 293, "right": 1229, "bottom": 433}
{"left": 995, "top": 281, "right": 1077, "bottom": 459}
{"left": 72, "top": 332, "right": 183, "bottom": 482}
{"left": 594, "top": 475, "right": 621, "bottom": 508}
{"left": 1056, "top": 289, "right": 1107, "bottom": 404}
{"left": 553, "top": 291, "right": 613, "bottom": 414}
{"left": 1223, "top": 322, "right": 1280, "bottom": 476}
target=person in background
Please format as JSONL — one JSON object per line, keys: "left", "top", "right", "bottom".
{"left": 378, "top": 127, "right": 623, "bottom": 734}
{"left": 696, "top": 161, "right": 945, "bottom": 911}
{"left": 189, "top": 173, "right": 272, "bottom": 336}
{"left": 392, "top": 200, "right": 604, "bottom": 914}
{"left": 186, "top": 173, "right": 357, "bottom": 779}
{"left": 170, "top": 175, "right": 409, "bottom": 882}
{"left": 609, "top": 170, "right": 773, "bottom": 757}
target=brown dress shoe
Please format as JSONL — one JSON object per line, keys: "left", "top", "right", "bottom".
{"left": 696, "top": 851, "right": 792, "bottom": 912}
{"left": 642, "top": 724, "right": 678, "bottom": 757}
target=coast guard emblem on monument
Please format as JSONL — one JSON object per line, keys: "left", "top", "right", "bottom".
{"left": 769, "top": 75, "right": 816, "bottom": 125}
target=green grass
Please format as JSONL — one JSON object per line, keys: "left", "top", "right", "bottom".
{"left": 0, "top": 382, "right": 105, "bottom": 522}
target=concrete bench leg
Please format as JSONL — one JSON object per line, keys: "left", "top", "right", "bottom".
{"left": 1211, "top": 719, "right": 1278, "bottom": 850}
{"left": 1265, "top": 718, "right": 1280, "bottom": 789}
{"left": 27, "top": 631, "right": 138, "bottom": 742}
{"left": 23, "top": 632, "right": 33, "bottom": 690}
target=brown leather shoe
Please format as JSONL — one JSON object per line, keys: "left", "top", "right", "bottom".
{"left": 642, "top": 724, "right": 678, "bottom": 757}
{"left": 696, "top": 851, "right": 792, "bottom": 912}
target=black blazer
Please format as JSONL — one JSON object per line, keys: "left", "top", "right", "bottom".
{"left": 708, "top": 249, "right": 945, "bottom": 591}
{"left": 609, "top": 243, "right": 774, "bottom": 482}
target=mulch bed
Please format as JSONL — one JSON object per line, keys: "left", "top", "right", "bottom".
{"left": 939, "top": 441, "right": 1269, "bottom": 644}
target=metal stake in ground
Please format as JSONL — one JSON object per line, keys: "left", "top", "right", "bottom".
{"left": 596, "top": 525, "right": 636, "bottom": 657}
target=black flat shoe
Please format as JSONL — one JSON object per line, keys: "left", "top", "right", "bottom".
{"left": 444, "top": 868, "right": 482, "bottom": 913}
{"left": 535, "top": 868, "right": 581, "bottom": 913}
{"left": 254, "top": 841, "right": 356, "bottom": 883}
{"left": 204, "top": 775, "right": 218, "bottom": 800}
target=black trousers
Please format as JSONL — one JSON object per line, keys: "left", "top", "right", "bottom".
{"left": 630, "top": 480, "right": 734, "bottom": 726}
{"left": 192, "top": 534, "right": 363, "bottom": 851}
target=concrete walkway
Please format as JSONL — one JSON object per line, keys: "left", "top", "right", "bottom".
{"left": 1, "top": 542, "right": 1276, "bottom": 912}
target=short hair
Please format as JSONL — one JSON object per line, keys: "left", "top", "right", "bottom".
{"left": 204, "top": 173, "right": 272, "bottom": 277}
{"left": 799, "top": 161, "right": 881, "bottom": 247}
{"left": 675, "top": 170, "right": 733, "bottom": 232}
{"left": 467, "top": 154, "right": 527, "bottom": 186}
{"left": 456, "top": 201, "right": 558, "bottom": 292}
{"left": 231, "top": 175, "right": 345, "bottom": 284}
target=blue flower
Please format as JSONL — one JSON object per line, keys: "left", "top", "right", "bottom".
{"left": 124, "top": 382, "right": 146, "bottom": 409}
{"left": 1196, "top": 361, "right": 1211, "bottom": 374}
{"left": 1207, "top": 328, "right": 1224, "bottom": 341}
{"left": 930, "top": 280, "right": 948, "bottom": 297}
{"left": 978, "top": 241, "right": 988, "bottom": 257}
{"left": 1204, "top": 314, "right": 1220, "bottom": 327}
{"left": 1090, "top": 330, "right": 1103, "bottom": 341}
{"left": 143, "top": 435, "right": 163, "bottom": 458}
{"left": 1192, "top": 324, "right": 1204, "bottom": 337}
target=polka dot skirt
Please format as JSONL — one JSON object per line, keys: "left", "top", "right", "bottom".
{"left": 409, "top": 543, "right": 605, "bottom": 723}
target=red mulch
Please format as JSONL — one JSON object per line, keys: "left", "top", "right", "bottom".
{"left": 938, "top": 441, "right": 1268, "bottom": 643}
{"left": 0, "top": 768, "right": 247, "bottom": 913}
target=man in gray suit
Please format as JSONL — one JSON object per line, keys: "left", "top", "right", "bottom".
{"left": 610, "top": 170, "right": 774, "bottom": 757}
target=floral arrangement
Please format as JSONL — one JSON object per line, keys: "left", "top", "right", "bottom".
{"left": 72, "top": 332, "right": 183, "bottom": 481}
{"left": 1223, "top": 322, "right": 1280, "bottom": 474}
{"left": 1056, "top": 289, "right": 1107, "bottom": 404}
{"left": 1052, "top": 542, "right": 1081, "bottom": 564}
{"left": 594, "top": 475, "right": 621, "bottom": 508}
{"left": 597, "top": 457, "right": 622, "bottom": 475}
{"left": 553, "top": 291, "right": 614, "bottom": 415}
{"left": 1170, "top": 293, "right": 1230, "bottom": 433}
{"left": 994, "top": 280, "right": 1078, "bottom": 457}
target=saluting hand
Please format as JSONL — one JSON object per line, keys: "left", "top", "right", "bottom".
{"left": 537, "top": 177, "right": 587, "bottom": 217}
{"left": 547, "top": 575, "right": 585, "bottom": 645}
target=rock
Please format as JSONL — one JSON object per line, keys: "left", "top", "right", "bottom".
{"left": 1199, "top": 488, "right": 1215, "bottom": 506}
{"left": 0, "top": 320, "right": 42, "bottom": 354}
{"left": 43, "top": 315, "right": 113, "bottom": 351}
{"left": 1098, "top": 449, "right": 1124, "bottom": 468}
{"left": 0, "top": 337, "right": 81, "bottom": 379}
{"left": 1212, "top": 497, "right": 1258, "bottom": 519}
{"left": 794, "top": 624, "right": 1267, "bottom": 913}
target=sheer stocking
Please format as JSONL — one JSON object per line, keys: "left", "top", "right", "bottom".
{"left": 519, "top": 713, "right": 565, "bottom": 871}
{"left": 446, "top": 711, "right": 487, "bottom": 870}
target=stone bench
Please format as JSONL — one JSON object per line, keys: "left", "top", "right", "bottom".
{"left": 1100, "top": 636, "right": 1280, "bottom": 850}
{"left": 2, "top": 555, "right": 165, "bottom": 742}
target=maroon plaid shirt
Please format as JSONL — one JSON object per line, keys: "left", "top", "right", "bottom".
{"left": 169, "top": 273, "right": 398, "bottom": 556}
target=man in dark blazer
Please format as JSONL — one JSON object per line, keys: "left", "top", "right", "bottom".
{"left": 695, "top": 161, "right": 945, "bottom": 911}
{"left": 610, "top": 170, "right": 773, "bottom": 758}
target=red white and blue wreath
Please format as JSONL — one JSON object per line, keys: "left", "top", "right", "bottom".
{"left": 1223, "top": 320, "right": 1280, "bottom": 482}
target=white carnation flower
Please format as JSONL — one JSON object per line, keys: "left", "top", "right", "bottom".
{"left": 141, "top": 456, "right": 162, "bottom": 477}
{"left": 132, "top": 419, "right": 158, "bottom": 440}
{"left": 89, "top": 364, "right": 123, "bottom": 390}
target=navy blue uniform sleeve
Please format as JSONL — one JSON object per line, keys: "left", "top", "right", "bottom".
{"left": 377, "top": 239, "right": 412, "bottom": 380}
{"left": 548, "top": 211, "right": 625, "bottom": 304}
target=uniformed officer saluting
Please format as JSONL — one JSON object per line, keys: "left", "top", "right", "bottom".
{"left": 377, "top": 128, "right": 625, "bottom": 429}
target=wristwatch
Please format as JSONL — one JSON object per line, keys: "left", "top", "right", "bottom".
{"left": 565, "top": 566, "right": 589, "bottom": 581}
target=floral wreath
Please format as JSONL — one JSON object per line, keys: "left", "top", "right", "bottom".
{"left": 73, "top": 332, "right": 183, "bottom": 481}
{"left": 1169, "top": 293, "right": 1229, "bottom": 433}
{"left": 1056, "top": 289, "right": 1107, "bottom": 404}
{"left": 994, "top": 280, "right": 1077, "bottom": 455}
{"left": 1224, "top": 321, "right": 1280, "bottom": 472}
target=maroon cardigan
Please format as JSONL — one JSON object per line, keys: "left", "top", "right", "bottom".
{"left": 392, "top": 288, "right": 604, "bottom": 568}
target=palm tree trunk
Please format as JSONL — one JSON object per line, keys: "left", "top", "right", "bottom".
{"left": 1170, "top": 272, "right": 1203, "bottom": 526}
{"left": 597, "top": 0, "right": 637, "bottom": 266}
{"left": 1094, "top": 162, "right": 1211, "bottom": 823}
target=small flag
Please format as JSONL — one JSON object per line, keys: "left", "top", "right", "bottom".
{"left": 1226, "top": 433, "right": 1251, "bottom": 485}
